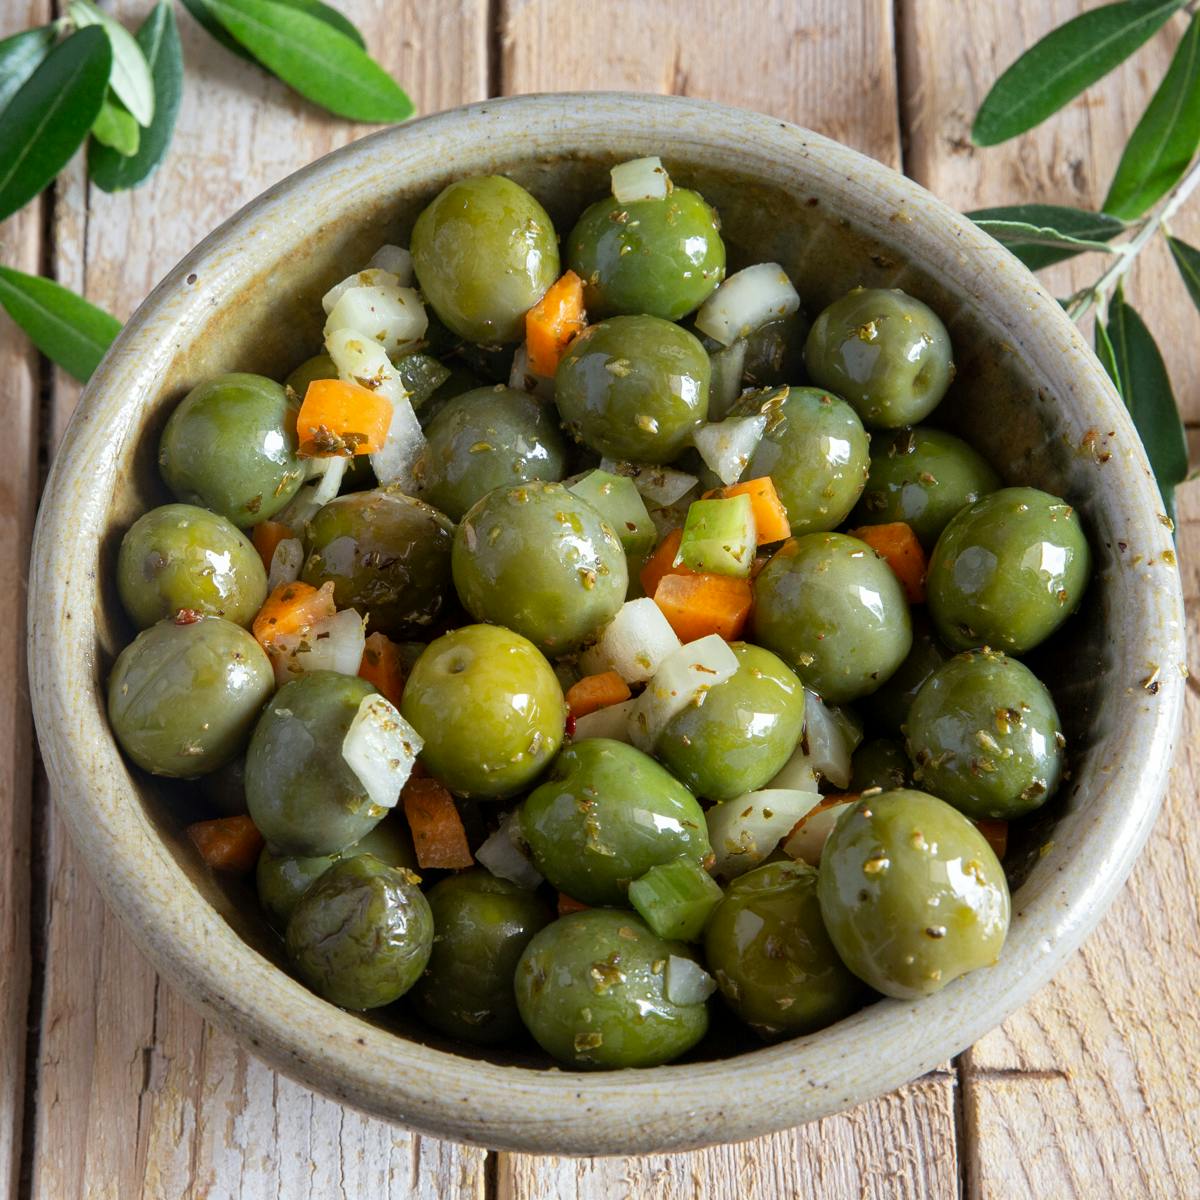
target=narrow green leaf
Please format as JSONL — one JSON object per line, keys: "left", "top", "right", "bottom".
{"left": 0, "top": 23, "right": 59, "bottom": 115}
{"left": 973, "top": 218, "right": 1119, "bottom": 255}
{"left": 966, "top": 204, "right": 1126, "bottom": 269}
{"left": 1104, "top": 16, "right": 1200, "bottom": 218}
{"left": 0, "top": 266, "right": 121, "bottom": 382}
{"left": 68, "top": 0, "right": 155, "bottom": 126}
{"left": 1167, "top": 234, "right": 1200, "bottom": 309}
{"left": 973, "top": 0, "right": 1186, "bottom": 146}
{"left": 181, "top": 0, "right": 364, "bottom": 61}
{"left": 179, "top": 0, "right": 251, "bottom": 60}
{"left": 0, "top": 27, "right": 112, "bottom": 224}
{"left": 89, "top": 2, "right": 183, "bottom": 192}
{"left": 1106, "top": 288, "right": 1188, "bottom": 518}
{"left": 91, "top": 91, "right": 140, "bottom": 156}
{"left": 279, "top": 0, "right": 365, "bottom": 47}
{"left": 198, "top": 0, "right": 413, "bottom": 123}
{"left": 1094, "top": 318, "right": 1123, "bottom": 395}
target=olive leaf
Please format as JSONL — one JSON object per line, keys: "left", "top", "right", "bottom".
{"left": 1094, "top": 318, "right": 1123, "bottom": 395}
{"left": 0, "top": 265, "right": 121, "bottom": 383}
{"left": 181, "top": 0, "right": 365, "bottom": 63}
{"left": 0, "top": 23, "right": 59, "bottom": 115}
{"left": 196, "top": 0, "right": 413, "bottom": 123}
{"left": 1166, "top": 234, "right": 1200, "bottom": 310}
{"left": 972, "top": 0, "right": 1187, "bottom": 146}
{"left": 966, "top": 204, "right": 1126, "bottom": 270}
{"left": 1104, "top": 14, "right": 1200, "bottom": 219}
{"left": 1106, "top": 286, "right": 1188, "bottom": 518}
{"left": 91, "top": 91, "right": 140, "bottom": 157}
{"left": 90, "top": 1, "right": 183, "bottom": 192}
{"left": 0, "top": 26, "right": 112, "bottom": 224}
{"left": 67, "top": 0, "right": 155, "bottom": 127}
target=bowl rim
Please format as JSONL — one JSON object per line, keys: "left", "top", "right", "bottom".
{"left": 28, "top": 91, "right": 1186, "bottom": 1156}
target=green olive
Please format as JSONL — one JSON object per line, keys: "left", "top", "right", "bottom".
{"left": 849, "top": 738, "right": 912, "bottom": 793}
{"left": 858, "top": 611, "right": 952, "bottom": 734}
{"left": 740, "top": 311, "right": 810, "bottom": 389}
{"left": 286, "top": 353, "right": 337, "bottom": 396}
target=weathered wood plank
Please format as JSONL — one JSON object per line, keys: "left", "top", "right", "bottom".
{"left": 902, "top": 2, "right": 1200, "bottom": 1196}
{"left": 29, "top": 3, "right": 490, "bottom": 1197}
{"left": 497, "top": 2, "right": 959, "bottom": 1190}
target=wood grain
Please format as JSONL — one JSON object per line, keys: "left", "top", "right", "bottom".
{"left": 901, "top": 2, "right": 1200, "bottom": 1196}
{"left": 28, "top": 4, "right": 490, "bottom": 1197}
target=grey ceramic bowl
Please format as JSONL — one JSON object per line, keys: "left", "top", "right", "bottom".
{"left": 28, "top": 93, "right": 1186, "bottom": 1155}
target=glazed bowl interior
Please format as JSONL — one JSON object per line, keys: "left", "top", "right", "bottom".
{"left": 29, "top": 94, "right": 1185, "bottom": 1155}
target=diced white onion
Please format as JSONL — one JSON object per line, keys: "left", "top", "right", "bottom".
{"left": 782, "top": 796, "right": 858, "bottom": 865}
{"left": 322, "top": 267, "right": 402, "bottom": 315}
{"left": 509, "top": 341, "right": 554, "bottom": 399}
{"left": 367, "top": 244, "right": 413, "bottom": 284}
{"left": 600, "top": 459, "right": 698, "bottom": 507}
{"left": 579, "top": 598, "right": 682, "bottom": 683}
{"left": 476, "top": 811, "right": 544, "bottom": 889}
{"left": 611, "top": 156, "right": 671, "bottom": 204}
{"left": 272, "top": 608, "right": 366, "bottom": 686}
{"left": 708, "top": 339, "right": 747, "bottom": 422}
{"left": 803, "top": 691, "right": 854, "bottom": 789}
{"left": 323, "top": 284, "right": 428, "bottom": 356}
{"left": 370, "top": 392, "right": 425, "bottom": 492}
{"left": 765, "top": 741, "right": 821, "bottom": 793}
{"left": 340, "top": 692, "right": 422, "bottom": 811}
{"left": 692, "top": 414, "right": 767, "bottom": 487}
{"left": 694, "top": 263, "right": 801, "bottom": 347}
{"left": 664, "top": 955, "right": 717, "bottom": 1006}
{"left": 274, "top": 480, "right": 325, "bottom": 533}
{"left": 267, "top": 537, "right": 304, "bottom": 591}
{"left": 309, "top": 454, "right": 347, "bottom": 507}
{"left": 707, "top": 788, "right": 825, "bottom": 879}
{"left": 571, "top": 697, "right": 637, "bottom": 743}
{"left": 629, "top": 634, "right": 739, "bottom": 752}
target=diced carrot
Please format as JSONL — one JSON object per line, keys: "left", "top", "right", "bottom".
{"left": 359, "top": 631, "right": 406, "bottom": 707}
{"left": 565, "top": 670, "right": 632, "bottom": 719}
{"left": 722, "top": 477, "right": 791, "bottom": 544}
{"left": 557, "top": 892, "right": 590, "bottom": 916}
{"left": 251, "top": 580, "right": 337, "bottom": 651}
{"left": 639, "top": 528, "right": 697, "bottom": 598}
{"left": 652, "top": 572, "right": 753, "bottom": 643}
{"left": 402, "top": 777, "right": 473, "bottom": 869}
{"left": 975, "top": 818, "right": 1008, "bottom": 861}
{"left": 296, "top": 377, "right": 392, "bottom": 457}
{"left": 525, "top": 269, "right": 586, "bottom": 377}
{"left": 251, "top": 520, "right": 294, "bottom": 572}
{"left": 187, "top": 815, "right": 264, "bottom": 875}
{"left": 848, "top": 521, "right": 928, "bottom": 604}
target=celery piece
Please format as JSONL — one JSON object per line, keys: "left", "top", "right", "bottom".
{"left": 628, "top": 857, "right": 724, "bottom": 941}
{"left": 567, "top": 469, "right": 656, "bottom": 561}
{"left": 676, "top": 494, "right": 756, "bottom": 576}
{"left": 394, "top": 351, "right": 451, "bottom": 409}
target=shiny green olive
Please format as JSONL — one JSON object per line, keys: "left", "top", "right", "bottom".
{"left": 417, "top": 386, "right": 567, "bottom": 521}
{"left": 741, "top": 311, "right": 810, "bottom": 389}
{"left": 753, "top": 532, "right": 913, "bottom": 703}
{"left": 555, "top": 316, "right": 710, "bottom": 463}
{"left": 286, "top": 855, "right": 433, "bottom": 1010}
{"left": 286, "top": 353, "right": 337, "bottom": 396}
{"left": 108, "top": 616, "right": 273, "bottom": 778}
{"left": 521, "top": 739, "right": 711, "bottom": 906}
{"left": 411, "top": 175, "right": 560, "bottom": 344}
{"left": 906, "top": 648, "right": 1064, "bottom": 819}
{"left": 655, "top": 643, "right": 806, "bottom": 801}
{"left": 515, "top": 910, "right": 709, "bottom": 1068}
{"left": 301, "top": 488, "right": 454, "bottom": 638}
{"left": 926, "top": 487, "right": 1092, "bottom": 654}
{"left": 731, "top": 387, "right": 869, "bottom": 534}
{"left": 245, "top": 672, "right": 387, "bottom": 856}
{"left": 804, "top": 288, "right": 955, "bottom": 429}
{"left": 858, "top": 611, "right": 951, "bottom": 734}
{"left": 817, "top": 789, "right": 1010, "bottom": 999}
{"left": 567, "top": 188, "right": 725, "bottom": 321}
{"left": 451, "top": 481, "right": 627, "bottom": 653}
{"left": 849, "top": 738, "right": 912, "bottom": 793}
{"left": 704, "top": 860, "right": 867, "bottom": 1039}
{"left": 419, "top": 363, "right": 486, "bottom": 429}
{"left": 117, "top": 503, "right": 267, "bottom": 630}
{"left": 409, "top": 870, "right": 554, "bottom": 1044}
{"left": 256, "top": 814, "right": 417, "bottom": 930}
{"left": 159, "top": 372, "right": 304, "bottom": 527}
{"left": 851, "top": 427, "right": 1001, "bottom": 549}
{"left": 400, "top": 624, "right": 565, "bottom": 798}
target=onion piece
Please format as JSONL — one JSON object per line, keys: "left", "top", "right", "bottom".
{"left": 782, "top": 795, "right": 858, "bottom": 865}
{"left": 509, "top": 340, "right": 554, "bottom": 399}
{"left": 707, "top": 338, "right": 748, "bottom": 421}
{"left": 370, "top": 390, "right": 425, "bottom": 492}
{"left": 599, "top": 459, "right": 697, "bottom": 507}
{"left": 803, "top": 690, "right": 858, "bottom": 788}
{"left": 274, "top": 480, "right": 325, "bottom": 533}
{"left": 476, "top": 811, "right": 543, "bottom": 889}
{"left": 579, "top": 598, "right": 682, "bottom": 683}
{"left": 309, "top": 454, "right": 347, "bottom": 507}
{"left": 629, "top": 634, "right": 738, "bottom": 752}
{"left": 694, "top": 263, "right": 801, "bottom": 347}
{"left": 267, "top": 536, "right": 304, "bottom": 591}
{"left": 692, "top": 414, "right": 767, "bottom": 487}
{"left": 321, "top": 267, "right": 401, "bottom": 315}
{"left": 367, "top": 244, "right": 413, "bottom": 284}
{"left": 664, "top": 955, "right": 717, "bottom": 1005}
{"left": 571, "top": 697, "right": 637, "bottom": 743}
{"left": 271, "top": 607, "right": 366, "bottom": 686}
{"left": 324, "top": 284, "right": 428, "bottom": 356}
{"left": 764, "top": 741, "right": 821, "bottom": 793}
{"left": 610, "top": 156, "right": 671, "bottom": 204}
{"left": 707, "top": 788, "right": 825, "bottom": 879}
{"left": 341, "top": 692, "right": 422, "bottom": 811}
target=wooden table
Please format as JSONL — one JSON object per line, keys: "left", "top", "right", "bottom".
{"left": 2, "top": 1, "right": 1197, "bottom": 1196}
